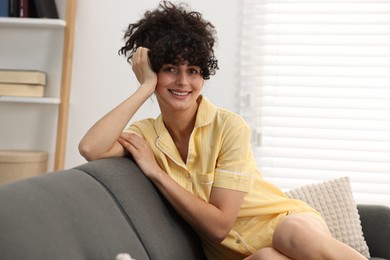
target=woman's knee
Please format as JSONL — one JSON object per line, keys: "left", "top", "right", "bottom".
{"left": 272, "top": 214, "right": 331, "bottom": 257}
{"left": 273, "top": 215, "right": 310, "bottom": 249}
{"left": 274, "top": 214, "right": 329, "bottom": 241}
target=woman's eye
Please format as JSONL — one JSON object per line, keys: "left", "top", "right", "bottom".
{"left": 188, "top": 68, "right": 199, "bottom": 75}
{"left": 164, "top": 67, "right": 175, "bottom": 72}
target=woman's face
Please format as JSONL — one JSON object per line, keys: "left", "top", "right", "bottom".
{"left": 155, "top": 62, "right": 204, "bottom": 113}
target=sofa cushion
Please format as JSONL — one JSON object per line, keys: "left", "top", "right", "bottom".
{"left": 358, "top": 204, "right": 390, "bottom": 260}
{"left": 285, "top": 177, "right": 370, "bottom": 258}
{"left": 76, "top": 157, "right": 207, "bottom": 260}
{"left": 0, "top": 169, "right": 149, "bottom": 260}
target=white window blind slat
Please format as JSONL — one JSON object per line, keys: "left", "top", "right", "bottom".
{"left": 260, "top": 86, "right": 390, "bottom": 98}
{"left": 261, "top": 108, "right": 390, "bottom": 121}
{"left": 258, "top": 138, "right": 390, "bottom": 152}
{"left": 241, "top": 66, "right": 390, "bottom": 77}
{"left": 241, "top": 46, "right": 390, "bottom": 57}
{"left": 240, "top": 76, "right": 390, "bottom": 88}
{"left": 241, "top": 56, "right": 390, "bottom": 67}
{"left": 259, "top": 167, "right": 390, "bottom": 182}
{"left": 260, "top": 117, "right": 390, "bottom": 132}
{"left": 244, "top": 25, "right": 390, "bottom": 35}
{"left": 243, "top": 3, "right": 390, "bottom": 13}
{"left": 259, "top": 148, "right": 390, "bottom": 163}
{"left": 242, "top": 14, "right": 390, "bottom": 24}
{"left": 258, "top": 157, "right": 390, "bottom": 174}
{"left": 260, "top": 127, "right": 390, "bottom": 141}
{"left": 243, "top": 35, "right": 390, "bottom": 46}
{"left": 239, "top": 0, "right": 390, "bottom": 206}
{"left": 267, "top": 178, "right": 390, "bottom": 195}
{"left": 244, "top": 0, "right": 390, "bottom": 3}
{"left": 249, "top": 97, "right": 390, "bottom": 110}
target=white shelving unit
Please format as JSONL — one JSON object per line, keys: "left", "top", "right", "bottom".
{"left": 0, "top": 96, "right": 60, "bottom": 104}
{"left": 0, "top": 17, "right": 66, "bottom": 28}
{"left": 0, "top": 0, "right": 76, "bottom": 171}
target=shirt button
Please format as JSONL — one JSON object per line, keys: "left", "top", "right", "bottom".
{"left": 236, "top": 239, "right": 241, "bottom": 244}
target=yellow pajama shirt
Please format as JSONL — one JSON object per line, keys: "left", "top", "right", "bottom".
{"left": 126, "top": 96, "right": 325, "bottom": 260}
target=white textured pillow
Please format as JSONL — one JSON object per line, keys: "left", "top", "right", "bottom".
{"left": 285, "top": 177, "right": 370, "bottom": 258}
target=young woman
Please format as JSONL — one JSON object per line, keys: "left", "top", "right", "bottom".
{"left": 79, "top": 2, "right": 367, "bottom": 259}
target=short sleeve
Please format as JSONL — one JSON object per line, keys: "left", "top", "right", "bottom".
{"left": 213, "top": 116, "right": 256, "bottom": 192}
{"left": 124, "top": 123, "right": 145, "bottom": 138}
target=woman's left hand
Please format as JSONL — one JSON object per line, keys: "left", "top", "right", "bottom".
{"left": 118, "top": 133, "right": 246, "bottom": 244}
{"left": 118, "top": 132, "right": 161, "bottom": 178}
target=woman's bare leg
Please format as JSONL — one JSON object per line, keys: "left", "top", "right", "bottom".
{"left": 271, "top": 214, "right": 367, "bottom": 260}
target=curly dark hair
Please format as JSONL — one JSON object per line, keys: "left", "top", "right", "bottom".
{"left": 118, "top": 1, "right": 219, "bottom": 79}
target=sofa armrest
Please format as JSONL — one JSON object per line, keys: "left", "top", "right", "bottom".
{"left": 357, "top": 204, "right": 390, "bottom": 259}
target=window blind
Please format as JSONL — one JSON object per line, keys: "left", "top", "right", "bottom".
{"left": 239, "top": 0, "right": 390, "bottom": 206}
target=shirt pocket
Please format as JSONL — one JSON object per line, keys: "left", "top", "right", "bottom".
{"left": 192, "top": 172, "right": 214, "bottom": 202}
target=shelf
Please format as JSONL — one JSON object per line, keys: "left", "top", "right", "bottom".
{"left": 0, "top": 96, "right": 60, "bottom": 104}
{"left": 0, "top": 17, "right": 66, "bottom": 29}
{"left": 0, "top": 0, "right": 76, "bottom": 171}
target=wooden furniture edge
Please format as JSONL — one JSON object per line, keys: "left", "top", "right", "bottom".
{"left": 54, "top": 0, "right": 77, "bottom": 170}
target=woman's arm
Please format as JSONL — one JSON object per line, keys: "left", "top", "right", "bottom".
{"left": 156, "top": 172, "right": 246, "bottom": 244}
{"left": 79, "top": 47, "right": 157, "bottom": 161}
{"left": 118, "top": 132, "right": 246, "bottom": 244}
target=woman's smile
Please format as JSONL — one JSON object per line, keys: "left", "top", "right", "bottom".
{"left": 168, "top": 89, "right": 192, "bottom": 97}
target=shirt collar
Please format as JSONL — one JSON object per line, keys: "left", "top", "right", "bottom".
{"left": 154, "top": 95, "right": 217, "bottom": 134}
{"left": 153, "top": 95, "right": 217, "bottom": 169}
{"left": 194, "top": 95, "right": 217, "bottom": 128}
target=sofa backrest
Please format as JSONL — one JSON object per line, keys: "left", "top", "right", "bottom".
{"left": 0, "top": 168, "right": 149, "bottom": 260}
{"left": 76, "top": 157, "right": 207, "bottom": 260}
{"left": 0, "top": 157, "right": 206, "bottom": 260}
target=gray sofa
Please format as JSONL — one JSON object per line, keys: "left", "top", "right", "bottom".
{"left": 0, "top": 157, "right": 388, "bottom": 260}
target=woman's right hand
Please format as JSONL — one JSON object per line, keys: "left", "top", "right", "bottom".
{"left": 131, "top": 47, "right": 158, "bottom": 91}
{"left": 79, "top": 47, "right": 158, "bottom": 161}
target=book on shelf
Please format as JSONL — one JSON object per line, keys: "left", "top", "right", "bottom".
{"left": 18, "top": 0, "right": 29, "bottom": 18}
{"left": 0, "top": 70, "right": 46, "bottom": 98}
{"left": 0, "top": 0, "right": 58, "bottom": 18}
{"left": 0, "top": 83, "right": 44, "bottom": 97}
{"left": 0, "top": 69, "right": 46, "bottom": 85}
{"left": 0, "top": 0, "right": 9, "bottom": 17}
{"left": 0, "top": 0, "right": 25, "bottom": 17}
{"left": 33, "top": 0, "right": 58, "bottom": 19}
{"left": 8, "top": 0, "right": 18, "bottom": 17}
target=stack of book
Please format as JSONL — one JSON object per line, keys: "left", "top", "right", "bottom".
{"left": 0, "top": 69, "right": 46, "bottom": 97}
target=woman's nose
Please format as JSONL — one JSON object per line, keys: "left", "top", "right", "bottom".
{"left": 176, "top": 71, "right": 189, "bottom": 85}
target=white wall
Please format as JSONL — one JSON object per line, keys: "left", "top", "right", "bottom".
{"left": 65, "top": 1, "right": 241, "bottom": 168}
